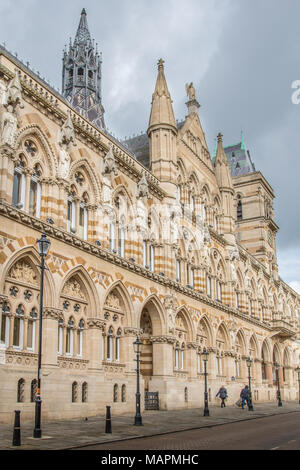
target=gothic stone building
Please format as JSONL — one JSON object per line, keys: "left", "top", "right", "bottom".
{"left": 0, "top": 10, "right": 299, "bottom": 423}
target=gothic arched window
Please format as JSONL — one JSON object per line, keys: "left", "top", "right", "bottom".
{"left": 17, "top": 378, "right": 25, "bottom": 403}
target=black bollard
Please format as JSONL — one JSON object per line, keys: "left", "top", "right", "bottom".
{"left": 105, "top": 406, "right": 112, "bottom": 434}
{"left": 12, "top": 410, "right": 21, "bottom": 446}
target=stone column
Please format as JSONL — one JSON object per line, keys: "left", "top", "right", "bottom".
{"left": 151, "top": 336, "right": 176, "bottom": 377}
{"left": 186, "top": 342, "right": 198, "bottom": 378}
{"left": 87, "top": 318, "right": 105, "bottom": 371}
{"left": 42, "top": 308, "right": 62, "bottom": 367}
{"left": 123, "top": 327, "right": 141, "bottom": 373}
{"left": 265, "top": 362, "right": 273, "bottom": 386}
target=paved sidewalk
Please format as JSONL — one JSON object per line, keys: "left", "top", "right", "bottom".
{"left": 1, "top": 402, "right": 300, "bottom": 450}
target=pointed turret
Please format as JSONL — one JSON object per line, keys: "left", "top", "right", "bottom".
{"left": 215, "top": 133, "right": 233, "bottom": 191}
{"left": 214, "top": 133, "right": 235, "bottom": 244}
{"left": 62, "top": 8, "right": 105, "bottom": 130}
{"left": 147, "top": 59, "right": 177, "bottom": 135}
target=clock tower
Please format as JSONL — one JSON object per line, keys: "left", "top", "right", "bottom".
{"left": 62, "top": 8, "right": 105, "bottom": 130}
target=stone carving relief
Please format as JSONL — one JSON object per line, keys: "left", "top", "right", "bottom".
{"left": 8, "top": 261, "right": 37, "bottom": 285}
{"left": 102, "top": 146, "right": 118, "bottom": 176}
{"left": 62, "top": 278, "right": 85, "bottom": 300}
{"left": 164, "top": 293, "right": 178, "bottom": 334}
{"left": 105, "top": 292, "right": 121, "bottom": 310}
{"left": 228, "top": 243, "right": 240, "bottom": 284}
{"left": 58, "top": 111, "right": 77, "bottom": 179}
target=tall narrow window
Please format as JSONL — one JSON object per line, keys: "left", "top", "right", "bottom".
{"left": 79, "top": 204, "right": 88, "bottom": 241}
{"left": 235, "top": 292, "right": 239, "bottom": 310}
{"left": 13, "top": 305, "right": 24, "bottom": 349}
{"left": 197, "top": 349, "right": 201, "bottom": 374}
{"left": 118, "top": 226, "right": 125, "bottom": 257}
{"left": 116, "top": 328, "right": 121, "bottom": 362}
{"left": 17, "top": 379, "right": 25, "bottom": 403}
{"left": 66, "top": 318, "right": 74, "bottom": 356}
{"left": 31, "top": 379, "right": 37, "bottom": 403}
{"left": 27, "top": 308, "right": 37, "bottom": 351}
{"left": 143, "top": 240, "right": 147, "bottom": 267}
{"left": 180, "top": 344, "right": 185, "bottom": 370}
{"left": 207, "top": 276, "right": 211, "bottom": 297}
{"left": 67, "top": 198, "right": 76, "bottom": 233}
{"left": 107, "top": 327, "right": 113, "bottom": 361}
{"left": 175, "top": 343, "right": 179, "bottom": 370}
{"left": 237, "top": 197, "right": 243, "bottom": 221}
{"left": 82, "top": 382, "right": 88, "bottom": 403}
{"left": 110, "top": 220, "right": 116, "bottom": 252}
{"left": 77, "top": 319, "right": 84, "bottom": 357}
{"left": 72, "top": 382, "right": 78, "bottom": 403}
{"left": 217, "top": 281, "right": 222, "bottom": 302}
{"left": 176, "top": 259, "right": 181, "bottom": 282}
{"left": 1, "top": 302, "right": 10, "bottom": 346}
{"left": 12, "top": 167, "right": 26, "bottom": 209}
{"left": 190, "top": 268, "right": 195, "bottom": 289}
{"left": 58, "top": 319, "right": 63, "bottom": 355}
{"left": 150, "top": 244, "right": 155, "bottom": 272}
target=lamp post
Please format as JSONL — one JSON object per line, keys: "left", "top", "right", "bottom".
{"left": 296, "top": 367, "right": 300, "bottom": 405}
{"left": 275, "top": 362, "right": 283, "bottom": 407}
{"left": 202, "top": 348, "right": 210, "bottom": 417}
{"left": 133, "top": 336, "right": 143, "bottom": 426}
{"left": 33, "top": 233, "right": 51, "bottom": 439}
{"left": 246, "top": 357, "right": 254, "bottom": 411}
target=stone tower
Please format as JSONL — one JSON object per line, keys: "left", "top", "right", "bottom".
{"left": 147, "top": 59, "right": 178, "bottom": 200}
{"left": 62, "top": 8, "right": 105, "bottom": 130}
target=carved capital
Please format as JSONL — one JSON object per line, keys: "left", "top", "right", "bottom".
{"left": 123, "top": 327, "right": 142, "bottom": 337}
{"left": 150, "top": 335, "right": 176, "bottom": 345}
{"left": 43, "top": 308, "right": 63, "bottom": 320}
{"left": 187, "top": 342, "right": 198, "bottom": 350}
{"left": 87, "top": 318, "right": 106, "bottom": 330}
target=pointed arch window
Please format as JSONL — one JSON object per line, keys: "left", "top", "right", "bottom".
{"left": 13, "top": 305, "right": 24, "bottom": 349}
{"left": 1, "top": 301, "right": 10, "bottom": 347}
{"left": 72, "top": 381, "right": 78, "bottom": 403}
{"left": 77, "top": 319, "right": 84, "bottom": 357}
{"left": 109, "top": 218, "right": 116, "bottom": 252}
{"left": 82, "top": 382, "right": 88, "bottom": 403}
{"left": 17, "top": 378, "right": 25, "bottom": 403}
{"left": 149, "top": 244, "right": 155, "bottom": 272}
{"left": 217, "top": 281, "right": 222, "bottom": 303}
{"left": 27, "top": 307, "right": 37, "bottom": 351}
{"left": 12, "top": 158, "right": 26, "bottom": 209}
{"left": 180, "top": 343, "right": 185, "bottom": 370}
{"left": 206, "top": 275, "right": 212, "bottom": 298}
{"left": 176, "top": 259, "right": 181, "bottom": 283}
{"left": 29, "top": 165, "right": 42, "bottom": 218}
{"left": 237, "top": 196, "right": 243, "bottom": 221}
{"left": 115, "top": 328, "right": 121, "bottom": 362}
{"left": 118, "top": 223, "right": 125, "bottom": 258}
{"left": 58, "top": 318, "right": 63, "bottom": 355}
{"left": 67, "top": 193, "right": 76, "bottom": 234}
{"left": 66, "top": 318, "right": 75, "bottom": 356}
{"left": 107, "top": 326, "right": 114, "bottom": 362}
{"left": 31, "top": 379, "right": 37, "bottom": 403}
{"left": 175, "top": 342, "right": 180, "bottom": 370}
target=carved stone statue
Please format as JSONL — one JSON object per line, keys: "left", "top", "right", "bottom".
{"left": 58, "top": 111, "right": 76, "bottom": 179}
{"left": 0, "top": 72, "right": 24, "bottom": 147}
{"left": 1, "top": 105, "right": 18, "bottom": 146}
{"left": 0, "top": 81, "right": 7, "bottom": 106}
{"left": 102, "top": 146, "right": 118, "bottom": 176}
{"left": 6, "top": 72, "right": 24, "bottom": 113}
{"left": 136, "top": 172, "right": 149, "bottom": 199}
{"left": 186, "top": 82, "right": 196, "bottom": 101}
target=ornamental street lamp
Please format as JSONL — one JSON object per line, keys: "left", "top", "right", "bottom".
{"left": 33, "top": 233, "right": 51, "bottom": 439}
{"left": 275, "top": 362, "right": 283, "bottom": 407}
{"left": 296, "top": 367, "right": 300, "bottom": 405}
{"left": 202, "top": 348, "right": 210, "bottom": 417}
{"left": 246, "top": 357, "right": 254, "bottom": 411}
{"left": 133, "top": 336, "right": 143, "bottom": 426}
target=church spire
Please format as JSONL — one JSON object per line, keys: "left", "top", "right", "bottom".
{"left": 62, "top": 8, "right": 105, "bottom": 130}
{"left": 147, "top": 59, "right": 177, "bottom": 135}
{"left": 215, "top": 132, "right": 233, "bottom": 190}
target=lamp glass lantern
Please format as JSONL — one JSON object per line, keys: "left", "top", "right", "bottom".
{"left": 133, "top": 337, "right": 143, "bottom": 354}
{"left": 246, "top": 357, "right": 252, "bottom": 368}
{"left": 36, "top": 233, "right": 51, "bottom": 257}
{"left": 202, "top": 348, "right": 209, "bottom": 362}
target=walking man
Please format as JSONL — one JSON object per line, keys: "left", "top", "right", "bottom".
{"left": 216, "top": 385, "right": 228, "bottom": 408}
{"left": 240, "top": 385, "right": 250, "bottom": 409}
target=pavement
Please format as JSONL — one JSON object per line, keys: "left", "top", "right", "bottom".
{"left": 2, "top": 401, "right": 300, "bottom": 450}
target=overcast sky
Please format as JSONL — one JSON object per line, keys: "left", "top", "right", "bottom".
{"left": 0, "top": 0, "right": 299, "bottom": 292}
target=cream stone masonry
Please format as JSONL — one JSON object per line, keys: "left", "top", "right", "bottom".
{"left": 0, "top": 13, "right": 299, "bottom": 424}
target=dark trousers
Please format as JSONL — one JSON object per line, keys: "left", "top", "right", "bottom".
{"left": 221, "top": 398, "right": 226, "bottom": 408}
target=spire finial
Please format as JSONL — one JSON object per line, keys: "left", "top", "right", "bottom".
{"left": 81, "top": 8, "right": 87, "bottom": 15}
{"left": 217, "top": 132, "right": 223, "bottom": 143}
{"left": 158, "top": 58, "right": 165, "bottom": 70}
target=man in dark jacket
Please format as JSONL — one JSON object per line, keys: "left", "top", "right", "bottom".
{"left": 240, "top": 385, "right": 250, "bottom": 409}
{"left": 216, "top": 386, "right": 228, "bottom": 408}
